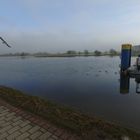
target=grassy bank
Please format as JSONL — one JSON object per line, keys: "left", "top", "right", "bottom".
{"left": 0, "top": 86, "right": 139, "bottom": 140}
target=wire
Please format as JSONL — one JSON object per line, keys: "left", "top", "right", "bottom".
{"left": 0, "top": 37, "right": 11, "bottom": 48}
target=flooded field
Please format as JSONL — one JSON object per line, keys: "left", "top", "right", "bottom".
{"left": 0, "top": 56, "right": 140, "bottom": 130}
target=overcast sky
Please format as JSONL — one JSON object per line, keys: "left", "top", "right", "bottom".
{"left": 0, "top": 0, "right": 140, "bottom": 53}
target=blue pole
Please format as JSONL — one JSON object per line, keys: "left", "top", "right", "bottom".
{"left": 121, "top": 44, "right": 132, "bottom": 71}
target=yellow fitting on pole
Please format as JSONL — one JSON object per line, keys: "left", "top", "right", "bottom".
{"left": 122, "top": 44, "right": 132, "bottom": 50}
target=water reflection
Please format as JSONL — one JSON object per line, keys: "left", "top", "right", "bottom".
{"left": 120, "top": 74, "right": 130, "bottom": 94}
{"left": 120, "top": 74, "right": 140, "bottom": 94}
{"left": 135, "top": 77, "right": 140, "bottom": 93}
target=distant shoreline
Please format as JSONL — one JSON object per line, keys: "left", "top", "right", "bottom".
{"left": 0, "top": 54, "right": 119, "bottom": 57}
{"left": 0, "top": 54, "right": 138, "bottom": 58}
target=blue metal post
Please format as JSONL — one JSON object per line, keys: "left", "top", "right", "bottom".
{"left": 121, "top": 44, "right": 132, "bottom": 71}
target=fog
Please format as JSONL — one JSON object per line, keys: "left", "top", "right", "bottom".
{"left": 1, "top": 0, "right": 140, "bottom": 53}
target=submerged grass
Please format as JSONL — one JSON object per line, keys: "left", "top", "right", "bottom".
{"left": 0, "top": 86, "right": 139, "bottom": 140}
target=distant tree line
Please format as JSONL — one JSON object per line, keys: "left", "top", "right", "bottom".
{"left": 0, "top": 49, "right": 120, "bottom": 57}
{"left": 65, "top": 49, "right": 119, "bottom": 56}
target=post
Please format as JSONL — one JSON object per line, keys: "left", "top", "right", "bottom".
{"left": 121, "top": 44, "right": 132, "bottom": 71}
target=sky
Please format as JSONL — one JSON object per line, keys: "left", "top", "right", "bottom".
{"left": 0, "top": 0, "right": 140, "bottom": 53}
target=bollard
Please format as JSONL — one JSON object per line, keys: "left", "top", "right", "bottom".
{"left": 121, "top": 44, "right": 132, "bottom": 71}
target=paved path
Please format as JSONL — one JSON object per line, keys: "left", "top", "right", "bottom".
{"left": 0, "top": 99, "right": 79, "bottom": 140}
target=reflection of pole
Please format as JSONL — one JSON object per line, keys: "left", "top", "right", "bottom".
{"left": 135, "top": 78, "right": 140, "bottom": 94}
{"left": 120, "top": 74, "right": 130, "bottom": 94}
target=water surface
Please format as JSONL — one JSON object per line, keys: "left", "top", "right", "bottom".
{"left": 0, "top": 56, "right": 139, "bottom": 130}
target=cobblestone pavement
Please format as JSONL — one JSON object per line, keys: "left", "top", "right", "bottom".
{"left": 0, "top": 98, "right": 80, "bottom": 140}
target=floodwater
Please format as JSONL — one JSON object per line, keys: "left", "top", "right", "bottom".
{"left": 0, "top": 56, "right": 140, "bottom": 130}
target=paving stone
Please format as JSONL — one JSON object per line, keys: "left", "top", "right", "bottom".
{"left": 15, "top": 109, "right": 22, "bottom": 113}
{"left": 0, "top": 106, "right": 5, "bottom": 110}
{"left": 1, "top": 121, "right": 12, "bottom": 127}
{"left": 0, "top": 120, "right": 6, "bottom": 126}
{"left": 0, "top": 111, "right": 9, "bottom": 117}
{"left": 5, "top": 115, "right": 16, "bottom": 121}
{"left": 40, "top": 128, "right": 46, "bottom": 133}
{"left": 28, "top": 125, "right": 40, "bottom": 134}
{"left": 0, "top": 100, "right": 77, "bottom": 140}
{"left": 20, "top": 120, "right": 30, "bottom": 127}
{"left": 16, "top": 132, "right": 30, "bottom": 140}
{"left": 7, "top": 131, "right": 21, "bottom": 140}
{"left": 6, "top": 112, "right": 16, "bottom": 117}
{"left": 8, "top": 126, "right": 20, "bottom": 134}
{"left": 24, "top": 114, "right": 32, "bottom": 119}
{"left": 0, "top": 124, "right": 12, "bottom": 133}
{"left": 0, "top": 116, "right": 5, "bottom": 121}
{"left": 0, "top": 109, "right": 5, "bottom": 113}
{"left": 12, "top": 116, "right": 22, "bottom": 122}
{"left": 43, "top": 123, "right": 50, "bottom": 130}
{"left": 39, "top": 131, "right": 52, "bottom": 140}
{"left": 12, "top": 120, "right": 23, "bottom": 126}
{"left": 0, "top": 109, "right": 9, "bottom": 113}
{"left": 48, "top": 137, "right": 55, "bottom": 140}
{"left": 0, "top": 132, "right": 8, "bottom": 139}
{"left": 20, "top": 124, "right": 32, "bottom": 133}
{"left": 30, "top": 131, "right": 42, "bottom": 139}
{"left": 54, "top": 129, "right": 64, "bottom": 137}
{"left": 52, "top": 135, "right": 59, "bottom": 140}
{"left": 61, "top": 133, "right": 71, "bottom": 140}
